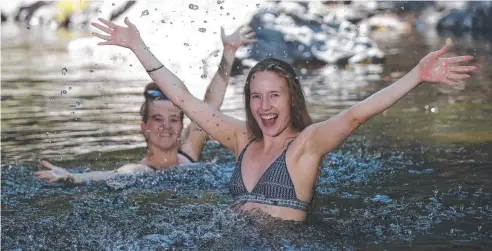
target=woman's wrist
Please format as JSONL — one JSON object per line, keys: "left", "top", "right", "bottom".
{"left": 410, "top": 65, "right": 425, "bottom": 85}
{"left": 223, "top": 43, "right": 239, "bottom": 52}
{"left": 131, "top": 38, "right": 147, "bottom": 53}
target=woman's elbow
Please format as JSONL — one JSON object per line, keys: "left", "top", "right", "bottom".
{"left": 345, "top": 108, "right": 367, "bottom": 127}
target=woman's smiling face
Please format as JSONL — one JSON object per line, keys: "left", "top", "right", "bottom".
{"left": 141, "top": 100, "right": 183, "bottom": 150}
{"left": 249, "top": 71, "right": 293, "bottom": 137}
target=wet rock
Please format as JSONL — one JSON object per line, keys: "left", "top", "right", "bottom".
{"left": 241, "top": 2, "right": 385, "bottom": 66}
{"left": 437, "top": 2, "right": 492, "bottom": 34}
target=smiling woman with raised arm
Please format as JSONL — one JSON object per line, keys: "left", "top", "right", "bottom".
{"left": 34, "top": 25, "right": 256, "bottom": 185}
{"left": 92, "top": 17, "right": 477, "bottom": 221}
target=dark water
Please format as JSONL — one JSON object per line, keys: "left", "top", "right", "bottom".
{"left": 2, "top": 24, "right": 492, "bottom": 250}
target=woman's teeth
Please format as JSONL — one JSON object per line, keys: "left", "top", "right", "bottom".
{"left": 261, "top": 114, "right": 277, "bottom": 120}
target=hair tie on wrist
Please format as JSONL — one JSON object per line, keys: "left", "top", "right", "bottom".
{"left": 147, "top": 65, "right": 164, "bottom": 73}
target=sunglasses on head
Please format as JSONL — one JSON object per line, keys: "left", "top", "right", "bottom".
{"left": 146, "top": 90, "right": 166, "bottom": 100}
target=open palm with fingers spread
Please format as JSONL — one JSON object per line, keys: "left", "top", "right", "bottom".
{"left": 91, "top": 17, "right": 142, "bottom": 51}
{"left": 34, "top": 160, "right": 74, "bottom": 183}
{"left": 418, "top": 44, "right": 477, "bottom": 86}
{"left": 221, "top": 26, "right": 257, "bottom": 50}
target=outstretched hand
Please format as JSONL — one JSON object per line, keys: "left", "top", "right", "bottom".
{"left": 34, "top": 160, "right": 74, "bottom": 183}
{"left": 221, "top": 26, "right": 256, "bottom": 50}
{"left": 91, "top": 17, "right": 142, "bottom": 51}
{"left": 418, "top": 44, "right": 477, "bottom": 86}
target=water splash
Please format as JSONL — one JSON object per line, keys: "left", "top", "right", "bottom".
{"left": 140, "top": 10, "right": 149, "bottom": 17}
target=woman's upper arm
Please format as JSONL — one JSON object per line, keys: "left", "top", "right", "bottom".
{"left": 178, "top": 92, "right": 249, "bottom": 153}
{"left": 117, "top": 164, "right": 148, "bottom": 174}
{"left": 180, "top": 125, "right": 208, "bottom": 162}
{"left": 299, "top": 109, "right": 361, "bottom": 158}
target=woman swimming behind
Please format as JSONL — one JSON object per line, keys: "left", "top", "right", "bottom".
{"left": 91, "top": 17, "right": 477, "bottom": 221}
{"left": 34, "top": 25, "right": 256, "bottom": 184}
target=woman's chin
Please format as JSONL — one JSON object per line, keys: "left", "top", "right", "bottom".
{"left": 260, "top": 127, "right": 280, "bottom": 137}
{"left": 149, "top": 140, "right": 177, "bottom": 150}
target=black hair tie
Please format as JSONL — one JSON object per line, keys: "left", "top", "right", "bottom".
{"left": 146, "top": 65, "right": 164, "bottom": 73}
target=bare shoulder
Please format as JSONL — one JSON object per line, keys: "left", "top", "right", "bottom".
{"left": 234, "top": 128, "right": 256, "bottom": 158}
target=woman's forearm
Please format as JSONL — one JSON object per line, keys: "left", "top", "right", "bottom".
{"left": 204, "top": 46, "right": 236, "bottom": 108}
{"left": 69, "top": 170, "right": 119, "bottom": 184}
{"left": 350, "top": 66, "right": 422, "bottom": 123}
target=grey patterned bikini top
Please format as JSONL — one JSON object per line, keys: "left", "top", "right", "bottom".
{"left": 228, "top": 138, "right": 310, "bottom": 211}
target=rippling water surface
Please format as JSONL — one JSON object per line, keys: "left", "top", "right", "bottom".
{"left": 2, "top": 18, "right": 492, "bottom": 250}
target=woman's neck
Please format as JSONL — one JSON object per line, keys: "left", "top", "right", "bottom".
{"left": 143, "top": 145, "right": 180, "bottom": 169}
{"left": 260, "top": 127, "right": 298, "bottom": 153}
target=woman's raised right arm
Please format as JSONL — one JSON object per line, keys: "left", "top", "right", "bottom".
{"left": 91, "top": 18, "right": 249, "bottom": 153}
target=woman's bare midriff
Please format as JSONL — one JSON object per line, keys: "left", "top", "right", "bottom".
{"left": 234, "top": 202, "right": 307, "bottom": 221}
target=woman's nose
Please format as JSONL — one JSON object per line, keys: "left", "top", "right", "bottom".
{"left": 261, "top": 98, "right": 271, "bottom": 110}
{"left": 159, "top": 121, "right": 170, "bottom": 129}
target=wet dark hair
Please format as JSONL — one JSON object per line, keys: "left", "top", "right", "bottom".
{"left": 244, "top": 58, "right": 312, "bottom": 139}
{"left": 140, "top": 82, "right": 184, "bottom": 123}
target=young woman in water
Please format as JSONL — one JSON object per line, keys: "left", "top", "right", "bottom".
{"left": 91, "top": 17, "right": 476, "bottom": 221}
{"left": 34, "top": 25, "right": 256, "bottom": 184}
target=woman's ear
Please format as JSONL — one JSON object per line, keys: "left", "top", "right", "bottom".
{"left": 140, "top": 122, "right": 148, "bottom": 136}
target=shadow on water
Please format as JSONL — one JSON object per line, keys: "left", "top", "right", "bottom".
{"left": 2, "top": 16, "right": 492, "bottom": 251}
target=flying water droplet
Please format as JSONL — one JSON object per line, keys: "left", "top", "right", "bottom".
{"left": 189, "top": 4, "right": 199, "bottom": 10}
{"left": 61, "top": 67, "right": 67, "bottom": 75}
{"left": 198, "top": 28, "right": 206, "bottom": 33}
{"left": 201, "top": 74, "right": 207, "bottom": 79}
{"left": 141, "top": 10, "right": 149, "bottom": 17}
{"left": 184, "top": 43, "right": 190, "bottom": 46}
{"left": 60, "top": 90, "right": 67, "bottom": 95}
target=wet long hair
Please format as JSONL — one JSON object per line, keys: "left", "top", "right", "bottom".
{"left": 244, "top": 58, "right": 312, "bottom": 139}
{"left": 140, "top": 82, "right": 184, "bottom": 123}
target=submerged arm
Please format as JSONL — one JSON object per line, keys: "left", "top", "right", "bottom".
{"left": 69, "top": 170, "right": 120, "bottom": 184}
{"left": 34, "top": 160, "right": 148, "bottom": 185}
{"left": 301, "top": 44, "right": 476, "bottom": 159}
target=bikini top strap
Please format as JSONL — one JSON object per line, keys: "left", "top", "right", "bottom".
{"left": 178, "top": 150, "right": 196, "bottom": 163}
{"left": 237, "top": 138, "right": 256, "bottom": 162}
{"left": 280, "top": 137, "right": 296, "bottom": 157}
